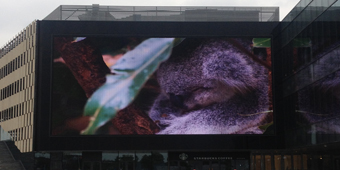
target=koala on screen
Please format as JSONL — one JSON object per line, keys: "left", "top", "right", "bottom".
{"left": 149, "top": 38, "right": 271, "bottom": 134}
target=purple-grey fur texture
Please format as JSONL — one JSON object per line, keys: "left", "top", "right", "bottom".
{"left": 149, "top": 38, "right": 271, "bottom": 134}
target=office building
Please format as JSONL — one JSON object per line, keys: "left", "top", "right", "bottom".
{"left": 0, "top": 1, "right": 340, "bottom": 170}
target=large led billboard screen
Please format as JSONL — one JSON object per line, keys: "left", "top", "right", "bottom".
{"left": 52, "top": 36, "right": 273, "bottom": 135}
{"left": 36, "top": 21, "right": 278, "bottom": 151}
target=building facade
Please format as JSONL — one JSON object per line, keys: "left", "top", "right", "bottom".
{"left": 0, "top": 21, "right": 37, "bottom": 152}
{"left": 1, "top": 2, "right": 340, "bottom": 170}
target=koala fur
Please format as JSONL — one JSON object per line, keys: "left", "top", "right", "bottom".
{"left": 149, "top": 38, "right": 271, "bottom": 134}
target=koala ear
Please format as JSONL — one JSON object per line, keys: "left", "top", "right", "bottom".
{"left": 202, "top": 54, "right": 257, "bottom": 95}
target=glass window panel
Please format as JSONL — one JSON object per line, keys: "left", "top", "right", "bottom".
{"left": 233, "top": 160, "right": 249, "bottom": 170}
{"left": 179, "top": 161, "right": 190, "bottom": 170}
{"left": 119, "top": 152, "right": 135, "bottom": 170}
{"left": 201, "top": 161, "right": 209, "bottom": 170}
{"left": 120, "top": 160, "right": 135, "bottom": 170}
{"left": 188, "top": 161, "right": 202, "bottom": 170}
{"left": 34, "top": 152, "right": 51, "bottom": 169}
{"left": 63, "top": 152, "right": 82, "bottom": 170}
{"left": 293, "top": 155, "right": 302, "bottom": 170}
{"left": 322, "top": 155, "right": 331, "bottom": 170}
{"left": 306, "top": 155, "right": 314, "bottom": 170}
{"left": 221, "top": 160, "right": 232, "bottom": 170}
{"left": 136, "top": 152, "right": 167, "bottom": 170}
{"left": 274, "top": 155, "right": 281, "bottom": 170}
{"left": 255, "top": 155, "right": 261, "bottom": 170}
{"left": 250, "top": 155, "right": 255, "bottom": 170}
{"left": 283, "top": 155, "right": 292, "bottom": 170}
{"left": 83, "top": 162, "right": 92, "bottom": 170}
{"left": 119, "top": 152, "right": 136, "bottom": 161}
{"left": 211, "top": 161, "right": 219, "bottom": 170}
{"left": 103, "top": 152, "right": 119, "bottom": 161}
{"left": 93, "top": 161, "right": 101, "bottom": 169}
{"left": 170, "top": 161, "right": 180, "bottom": 170}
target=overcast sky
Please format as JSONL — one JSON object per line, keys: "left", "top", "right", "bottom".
{"left": 0, "top": 0, "right": 300, "bottom": 47}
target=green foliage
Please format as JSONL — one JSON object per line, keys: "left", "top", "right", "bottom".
{"left": 253, "top": 38, "right": 311, "bottom": 48}
{"left": 81, "top": 38, "right": 177, "bottom": 135}
{"left": 259, "top": 121, "right": 273, "bottom": 132}
{"left": 253, "top": 38, "right": 271, "bottom": 47}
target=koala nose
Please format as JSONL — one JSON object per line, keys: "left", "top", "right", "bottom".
{"left": 169, "top": 93, "right": 186, "bottom": 109}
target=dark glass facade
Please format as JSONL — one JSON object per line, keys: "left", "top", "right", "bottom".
{"left": 269, "top": 1, "right": 340, "bottom": 169}
{"left": 273, "top": 0, "right": 340, "bottom": 147}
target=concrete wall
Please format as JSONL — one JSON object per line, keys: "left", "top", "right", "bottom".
{"left": 0, "top": 21, "right": 37, "bottom": 152}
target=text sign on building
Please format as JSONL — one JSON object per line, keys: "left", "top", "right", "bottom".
{"left": 168, "top": 152, "right": 249, "bottom": 161}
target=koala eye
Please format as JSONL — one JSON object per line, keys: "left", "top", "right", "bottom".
{"left": 169, "top": 93, "right": 186, "bottom": 109}
{"left": 191, "top": 87, "right": 212, "bottom": 92}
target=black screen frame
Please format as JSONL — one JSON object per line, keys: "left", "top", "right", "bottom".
{"left": 35, "top": 20, "right": 280, "bottom": 151}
